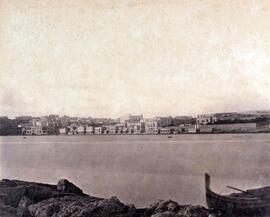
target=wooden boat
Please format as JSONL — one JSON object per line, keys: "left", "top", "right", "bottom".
{"left": 205, "top": 173, "right": 270, "bottom": 216}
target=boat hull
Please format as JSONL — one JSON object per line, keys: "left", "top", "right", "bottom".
{"left": 205, "top": 173, "right": 270, "bottom": 217}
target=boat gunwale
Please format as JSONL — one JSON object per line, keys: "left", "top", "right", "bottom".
{"left": 205, "top": 173, "right": 270, "bottom": 209}
{"left": 206, "top": 188, "right": 270, "bottom": 207}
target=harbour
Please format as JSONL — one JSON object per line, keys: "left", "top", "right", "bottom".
{"left": 1, "top": 134, "right": 270, "bottom": 208}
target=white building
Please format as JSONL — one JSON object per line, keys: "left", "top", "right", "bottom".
{"left": 133, "top": 122, "right": 144, "bottom": 134}
{"left": 196, "top": 115, "right": 217, "bottom": 125}
{"left": 145, "top": 118, "right": 158, "bottom": 134}
{"left": 159, "top": 128, "right": 170, "bottom": 134}
{"left": 115, "top": 123, "right": 126, "bottom": 134}
{"left": 67, "top": 123, "right": 78, "bottom": 135}
{"left": 59, "top": 128, "right": 66, "bottom": 134}
{"left": 133, "top": 124, "right": 141, "bottom": 134}
{"left": 108, "top": 125, "right": 117, "bottom": 134}
{"left": 85, "top": 126, "right": 94, "bottom": 134}
{"left": 22, "top": 125, "right": 43, "bottom": 135}
{"left": 77, "top": 125, "right": 85, "bottom": 134}
{"left": 126, "top": 120, "right": 145, "bottom": 134}
{"left": 187, "top": 125, "right": 198, "bottom": 133}
{"left": 94, "top": 127, "right": 102, "bottom": 134}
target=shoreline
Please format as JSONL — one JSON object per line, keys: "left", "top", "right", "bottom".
{"left": 1, "top": 131, "right": 270, "bottom": 136}
{"left": 0, "top": 178, "right": 209, "bottom": 217}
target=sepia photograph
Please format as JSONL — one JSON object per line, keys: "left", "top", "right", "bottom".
{"left": 1, "top": 0, "right": 270, "bottom": 216}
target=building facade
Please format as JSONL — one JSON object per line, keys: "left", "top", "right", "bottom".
{"left": 22, "top": 125, "right": 43, "bottom": 135}
{"left": 145, "top": 118, "right": 158, "bottom": 134}
{"left": 196, "top": 115, "right": 217, "bottom": 125}
{"left": 94, "top": 127, "right": 102, "bottom": 134}
{"left": 85, "top": 126, "right": 94, "bottom": 134}
{"left": 59, "top": 128, "right": 67, "bottom": 134}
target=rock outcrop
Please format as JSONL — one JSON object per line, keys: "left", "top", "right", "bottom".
{"left": 28, "top": 195, "right": 137, "bottom": 217}
{"left": 17, "top": 196, "right": 33, "bottom": 217}
{"left": 146, "top": 200, "right": 209, "bottom": 217}
{"left": 57, "top": 179, "right": 83, "bottom": 195}
{"left": 0, "top": 178, "right": 210, "bottom": 217}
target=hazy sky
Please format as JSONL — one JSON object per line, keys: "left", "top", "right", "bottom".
{"left": 1, "top": 0, "right": 270, "bottom": 118}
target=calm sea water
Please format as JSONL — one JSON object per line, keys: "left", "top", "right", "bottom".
{"left": 1, "top": 134, "right": 270, "bottom": 207}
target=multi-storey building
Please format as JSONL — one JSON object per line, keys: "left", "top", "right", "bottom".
{"left": 145, "top": 118, "right": 158, "bottom": 134}
{"left": 159, "top": 127, "right": 171, "bottom": 134}
{"left": 156, "top": 116, "right": 173, "bottom": 127}
{"left": 85, "top": 126, "right": 94, "bottom": 134}
{"left": 22, "top": 125, "right": 43, "bottom": 135}
{"left": 127, "top": 114, "right": 143, "bottom": 123}
{"left": 67, "top": 123, "right": 79, "bottom": 135}
{"left": 94, "top": 127, "right": 102, "bottom": 134}
{"left": 77, "top": 125, "right": 85, "bottom": 134}
{"left": 29, "top": 118, "right": 42, "bottom": 127}
{"left": 108, "top": 125, "right": 117, "bottom": 134}
{"left": 126, "top": 120, "right": 145, "bottom": 134}
{"left": 196, "top": 115, "right": 217, "bottom": 125}
{"left": 172, "top": 116, "right": 196, "bottom": 126}
{"left": 116, "top": 123, "right": 129, "bottom": 134}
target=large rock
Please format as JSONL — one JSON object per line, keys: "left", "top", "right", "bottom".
{"left": 0, "top": 185, "right": 26, "bottom": 207}
{"left": 147, "top": 200, "right": 209, "bottom": 217}
{"left": 148, "top": 200, "right": 181, "bottom": 214}
{"left": 28, "top": 195, "right": 99, "bottom": 217}
{"left": 72, "top": 196, "right": 136, "bottom": 217}
{"left": 25, "top": 183, "right": 59, "bottom": 203}
{"left": 28, "top": 195, "right": 137, "bottom": 217}
{"left": 0, "top": 179, "right": 60, "bottom": 208}
{"left": 0, "top": 178, "right": 83, "bottom": 210}
{"left": 178, "top": 205, "right": 209, "bottom": 217}
{"left": 17, "top": 196, "right": 33, "bottom": 217}
{"left": 57, "top": 179, "right": 83, "bottom": 195}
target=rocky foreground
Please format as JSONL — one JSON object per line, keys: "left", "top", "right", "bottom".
{"left": 0, "top": 178, "right": 209, "bottom": 217}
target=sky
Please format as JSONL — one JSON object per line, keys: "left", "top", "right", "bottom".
{"left": 0, "top": 0, "right": 270, "bottom": 118}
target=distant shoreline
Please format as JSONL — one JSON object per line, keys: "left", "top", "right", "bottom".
{"left": 1, "top": 131, "right": 270, "bottom": 136}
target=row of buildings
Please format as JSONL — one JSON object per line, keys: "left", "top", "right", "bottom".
{"left": 19, "top": 115, "right": 197, "bottom": 135}
{"left": 1, "top": 111, "right": 270, "bottom": 136}
{"left": 17, "top": 112, "right": 270, "bottom": 136}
